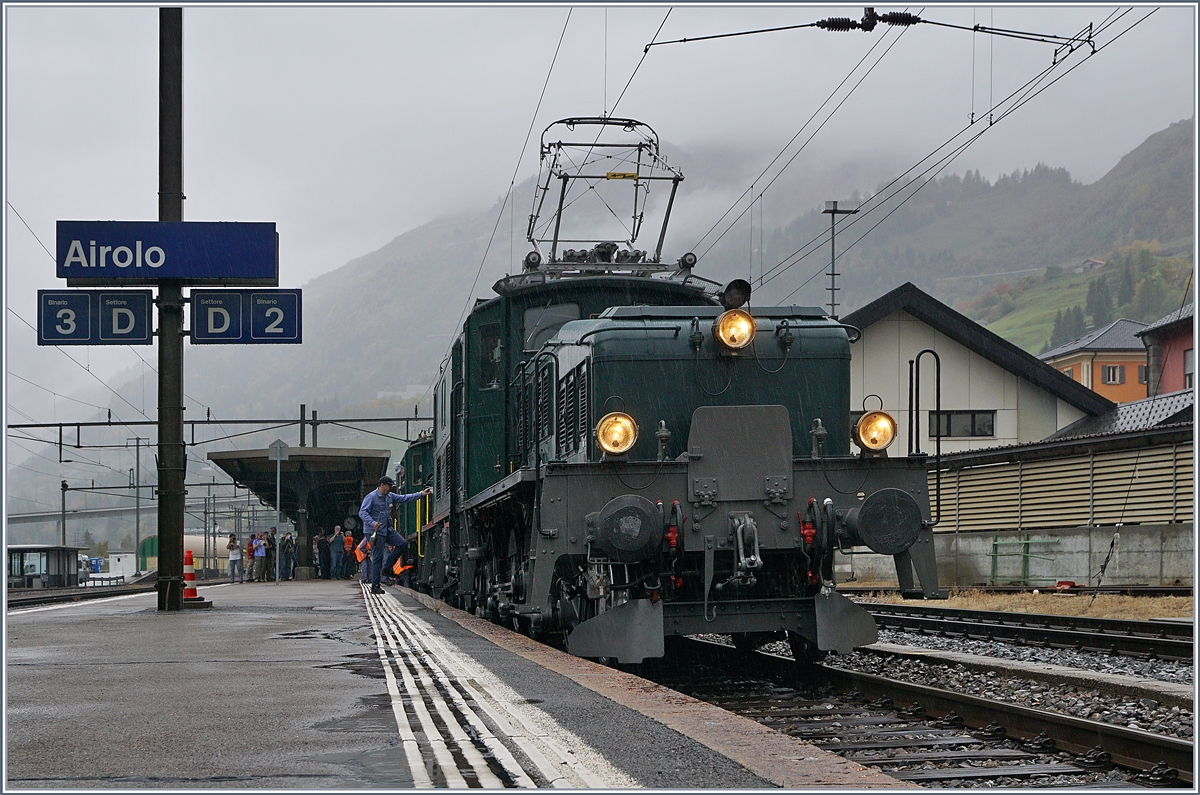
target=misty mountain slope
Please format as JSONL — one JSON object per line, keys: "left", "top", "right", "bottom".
{"left": 752, "top": 117, "right": 1193, "bottom": 312}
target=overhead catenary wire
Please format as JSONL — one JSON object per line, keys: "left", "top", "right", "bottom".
{"left": 760, "top": 8, "right": 1151, "bottom": 302}
{"left": 691, "top": 13, "right": 913, "bottom": 260}
{"left": 423, "top": 9, "right": 574, "bottom": 412}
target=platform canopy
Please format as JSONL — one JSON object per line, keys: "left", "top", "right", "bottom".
{"left": 207, "top": 446, "right": 392, "bottom": 570}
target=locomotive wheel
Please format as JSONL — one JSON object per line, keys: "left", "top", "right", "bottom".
{"left": 787, "top": 630, "right": 827, "bottom": 666}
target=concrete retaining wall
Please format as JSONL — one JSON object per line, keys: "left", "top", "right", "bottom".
{"left": 838, "top": 523, "right": 1194, "bottom": 587}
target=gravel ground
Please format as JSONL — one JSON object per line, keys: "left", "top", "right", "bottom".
{"left": 871, "top": 627, "right": 1195, "bottom": 685}
{"left": 697, "top": 633, "right": 1194, "bottom": 741}
{"left": 825, "top": 651, "right": 1195, "bottom": 740}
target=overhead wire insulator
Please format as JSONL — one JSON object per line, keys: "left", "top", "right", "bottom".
{"left": 817, "top": 17, "right": 859, "bottom": 31}
{"left": 880, "top": 12, "right": 922, "bottom": 27}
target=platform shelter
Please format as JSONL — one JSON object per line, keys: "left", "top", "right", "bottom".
{"left": 207, "top": 447, "right": 391, "bottom": 576}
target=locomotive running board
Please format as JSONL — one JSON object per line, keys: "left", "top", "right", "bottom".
{"left": 566, "top": 598, "right": 665, "bottom": 664}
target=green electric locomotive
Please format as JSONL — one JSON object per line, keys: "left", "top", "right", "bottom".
{"left": 398, "top": 118, "right": 939, "bottom": 665}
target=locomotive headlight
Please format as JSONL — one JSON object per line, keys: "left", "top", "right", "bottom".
{"left": 596, "top": 412, "right": 638, "bottom": 455}
{"left": 854, "top": 410, "right": 897, "bottom": 452}
{"left": 714, "top": 309, "right": 756, "bottom": 350}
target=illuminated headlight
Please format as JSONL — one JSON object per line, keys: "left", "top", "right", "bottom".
{"left": 714, "top": 309, "right": 756, "bottom": 350}
{"left": 854, "top": 410, "right": 897, "bottom": 452}
{"left": 596, "top": 412, "right": 638, "bottom": 455}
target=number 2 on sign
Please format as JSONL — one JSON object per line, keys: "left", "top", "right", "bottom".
{"left": 264, "top": 307, "right": 284, "bottom": 333}
{"left": 56, "top": 309, "right": 76, "bottom": 334}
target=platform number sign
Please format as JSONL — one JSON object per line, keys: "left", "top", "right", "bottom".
{"left": 38, "top": 290, "right": 152, "bottom": 345}
{"left": 190, "top": 289, "right": 302, "bottom": 344}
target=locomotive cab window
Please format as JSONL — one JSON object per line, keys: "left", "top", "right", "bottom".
{"left": 930, "top": 410, "right": 995, "bottom": 438}
{"left": 523, "top": 304, "right": 580, "bottom": 351}
{"left": 478, "top": 322, "right": 502, "bottom": 389}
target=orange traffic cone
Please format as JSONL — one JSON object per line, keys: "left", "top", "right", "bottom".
{"left": 183, "top": 550, "right": 201, "bottom": 600}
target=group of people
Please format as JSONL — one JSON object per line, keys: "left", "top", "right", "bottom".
{"left": 226, "top": 527, "right": 297, "bottom": 583}
{"left": 223, "top": 476, "right": 431, "bottom": 593}
{"left": 315, "top": 527, "right": 357, "bottom": 580}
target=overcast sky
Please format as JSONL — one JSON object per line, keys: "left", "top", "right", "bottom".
{"left": 4, "top": 3, "right": 1196, "bottom": 444}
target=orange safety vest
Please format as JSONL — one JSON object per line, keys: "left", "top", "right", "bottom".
{"left": 355, "top": 541, "right": 370, "bottom": 563}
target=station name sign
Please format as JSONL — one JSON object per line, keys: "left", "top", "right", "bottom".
{"left": 57, "top": 221, "right": 278, "bottom": 286}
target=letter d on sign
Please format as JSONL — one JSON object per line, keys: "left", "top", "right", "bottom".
{"left": 112, "top": 308, "right": 135, "bottom": 334}
{"left": 208, "top": 307, "right": 231, "bottom": 334}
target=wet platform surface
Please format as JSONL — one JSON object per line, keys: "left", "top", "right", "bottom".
{"left": 6, "top": 580, "right": 900, "bottom": 788}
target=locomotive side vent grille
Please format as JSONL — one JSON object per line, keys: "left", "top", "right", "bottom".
{"left": 577, "top": 362, "right": 589, "bottom": 458}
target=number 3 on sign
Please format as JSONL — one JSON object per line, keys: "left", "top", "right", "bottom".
{"left": 56, "top": 309, "right": 76, "bottom": 334}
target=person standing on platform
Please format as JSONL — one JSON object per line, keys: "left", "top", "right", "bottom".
{"left": 265, "top": 528, "right": 278, "bottom": 581}
{"left": 280, "top": 533, "right": 295, "bottom": 580}
{"left": 317, "top": 531, "right": 331, "bottom": 580}
{"left": 252, "top": 532, "right": 267, "bottom": 581}
{"left": 329, "top": 527, "right": 344, "bottom": 579}
{"left": 359, "top": 476, "right": 432, "bottom": 595}
{"left": 343, "top": 532, "right": 355, "bottom": 579}
{"left": 227, "top": 534, "right": 244, "bottom": 584}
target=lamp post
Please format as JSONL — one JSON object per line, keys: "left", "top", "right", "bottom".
{"left": 268, "top": 439, "right": 289, "bottom": 585}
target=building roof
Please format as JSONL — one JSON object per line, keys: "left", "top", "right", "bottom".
{"left": 1048, "top": 388, "right": 1194, "bottom": 441}
{"left": 842, "top": 282, "right": 1114, "bottom": 416}
{"left": 1038, "top": 318, "right": 1148, "bottom": 360}
{"left": 1136, "top": 303, "right": 1194, "bottom": 338}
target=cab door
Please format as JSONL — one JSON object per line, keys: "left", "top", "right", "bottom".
{"left": 464, "top": 300, "right": 508, "bottom": 500}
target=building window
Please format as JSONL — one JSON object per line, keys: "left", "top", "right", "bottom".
{"left": 1101, "top": 365, "right": 1126, "bottom": 385}
{"left": 1138, "top": 364, "right": 1147, "bottom": 384}
{"left": 1061, "top": 366, "right": 1075, "bottom": 381}
{"left": 1186, "top": 349, "right": 1194, "bottom": 389}
{"left": 929, "top": 411, "right": 996, "bottom": 438}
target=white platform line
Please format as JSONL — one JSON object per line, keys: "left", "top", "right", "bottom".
{"left": 376, "top": 600, "right": 538, "bottom": 787}
{"left": 386, "top": 597, "right": 630, "bottom": 787}
{"left": 365, "top": 587, "right": 470, "bottom": 788}
{"left": 361, "top": 591, "right": 434, "bottom": 788}
{"left": 375, "top": 603, "right": 519, "bottom": 788}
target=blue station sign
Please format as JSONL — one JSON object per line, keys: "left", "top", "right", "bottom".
{"left": 57, "top": 221, "right": 278, "bottom": 286}
{"left": 38, "top": 290, "right": 153, "bottom": 346}
{"left": 190, "top": 289, "right": 302, "bottom": 344}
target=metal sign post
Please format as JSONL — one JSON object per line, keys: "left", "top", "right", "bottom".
{"left": 47, "top": 8, "right": 284, "bottom": 611}
{"left": 268, "top": 439, "right": 289, "bottom": 585}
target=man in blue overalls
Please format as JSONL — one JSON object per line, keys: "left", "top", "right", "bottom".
{"left": 359, "top": 475, "right": 432, "bottom": 595}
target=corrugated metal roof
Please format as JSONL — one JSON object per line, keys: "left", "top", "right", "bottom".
{"left": 1038, "top": 318, "right": 1148, "bottom": 360}
{"left": 1048, "top": 389, "right": 1194, "bottom": 440}
{"left": 1136, "top": 303, "right": 1195, "bottom": 337}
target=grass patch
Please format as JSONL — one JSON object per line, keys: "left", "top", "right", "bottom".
{"left": 858, "top": 589, "right": 1193, "bottom": 620}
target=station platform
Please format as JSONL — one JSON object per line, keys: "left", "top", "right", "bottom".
{"left": 6, "top": 580, "right": 904, "bottom": 788}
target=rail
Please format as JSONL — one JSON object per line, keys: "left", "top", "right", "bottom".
{"left": 860, "top": 601, "right": 1194, "bottom": 660}
{"left": 667, "top": 636, "right": 1192, "bottom": 784}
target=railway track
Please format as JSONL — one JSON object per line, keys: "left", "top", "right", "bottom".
{"left": 859, "top": 602, "right": 1194, "bottom": 661}
{"left": 650, "top": 637, "right": 1191, "bottom": 787}
{"left": 6, "top": 584, "right": 157, "bottom": 608}
{"left": 841, "top": 585, "right": 1193, "bottom": 598}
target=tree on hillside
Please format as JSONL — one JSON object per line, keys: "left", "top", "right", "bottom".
{"left": 1087, "top": 276, "right": 1114, "bottom": 326}
{"left": 1051, "top": 305, "right": 1089, "bottom": 348}
{"left": 1134, "top": 274, "right": 1172, "bottom": 322}
{"left": 1118, "top": 262, "right": 1137, "bottom": 305}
